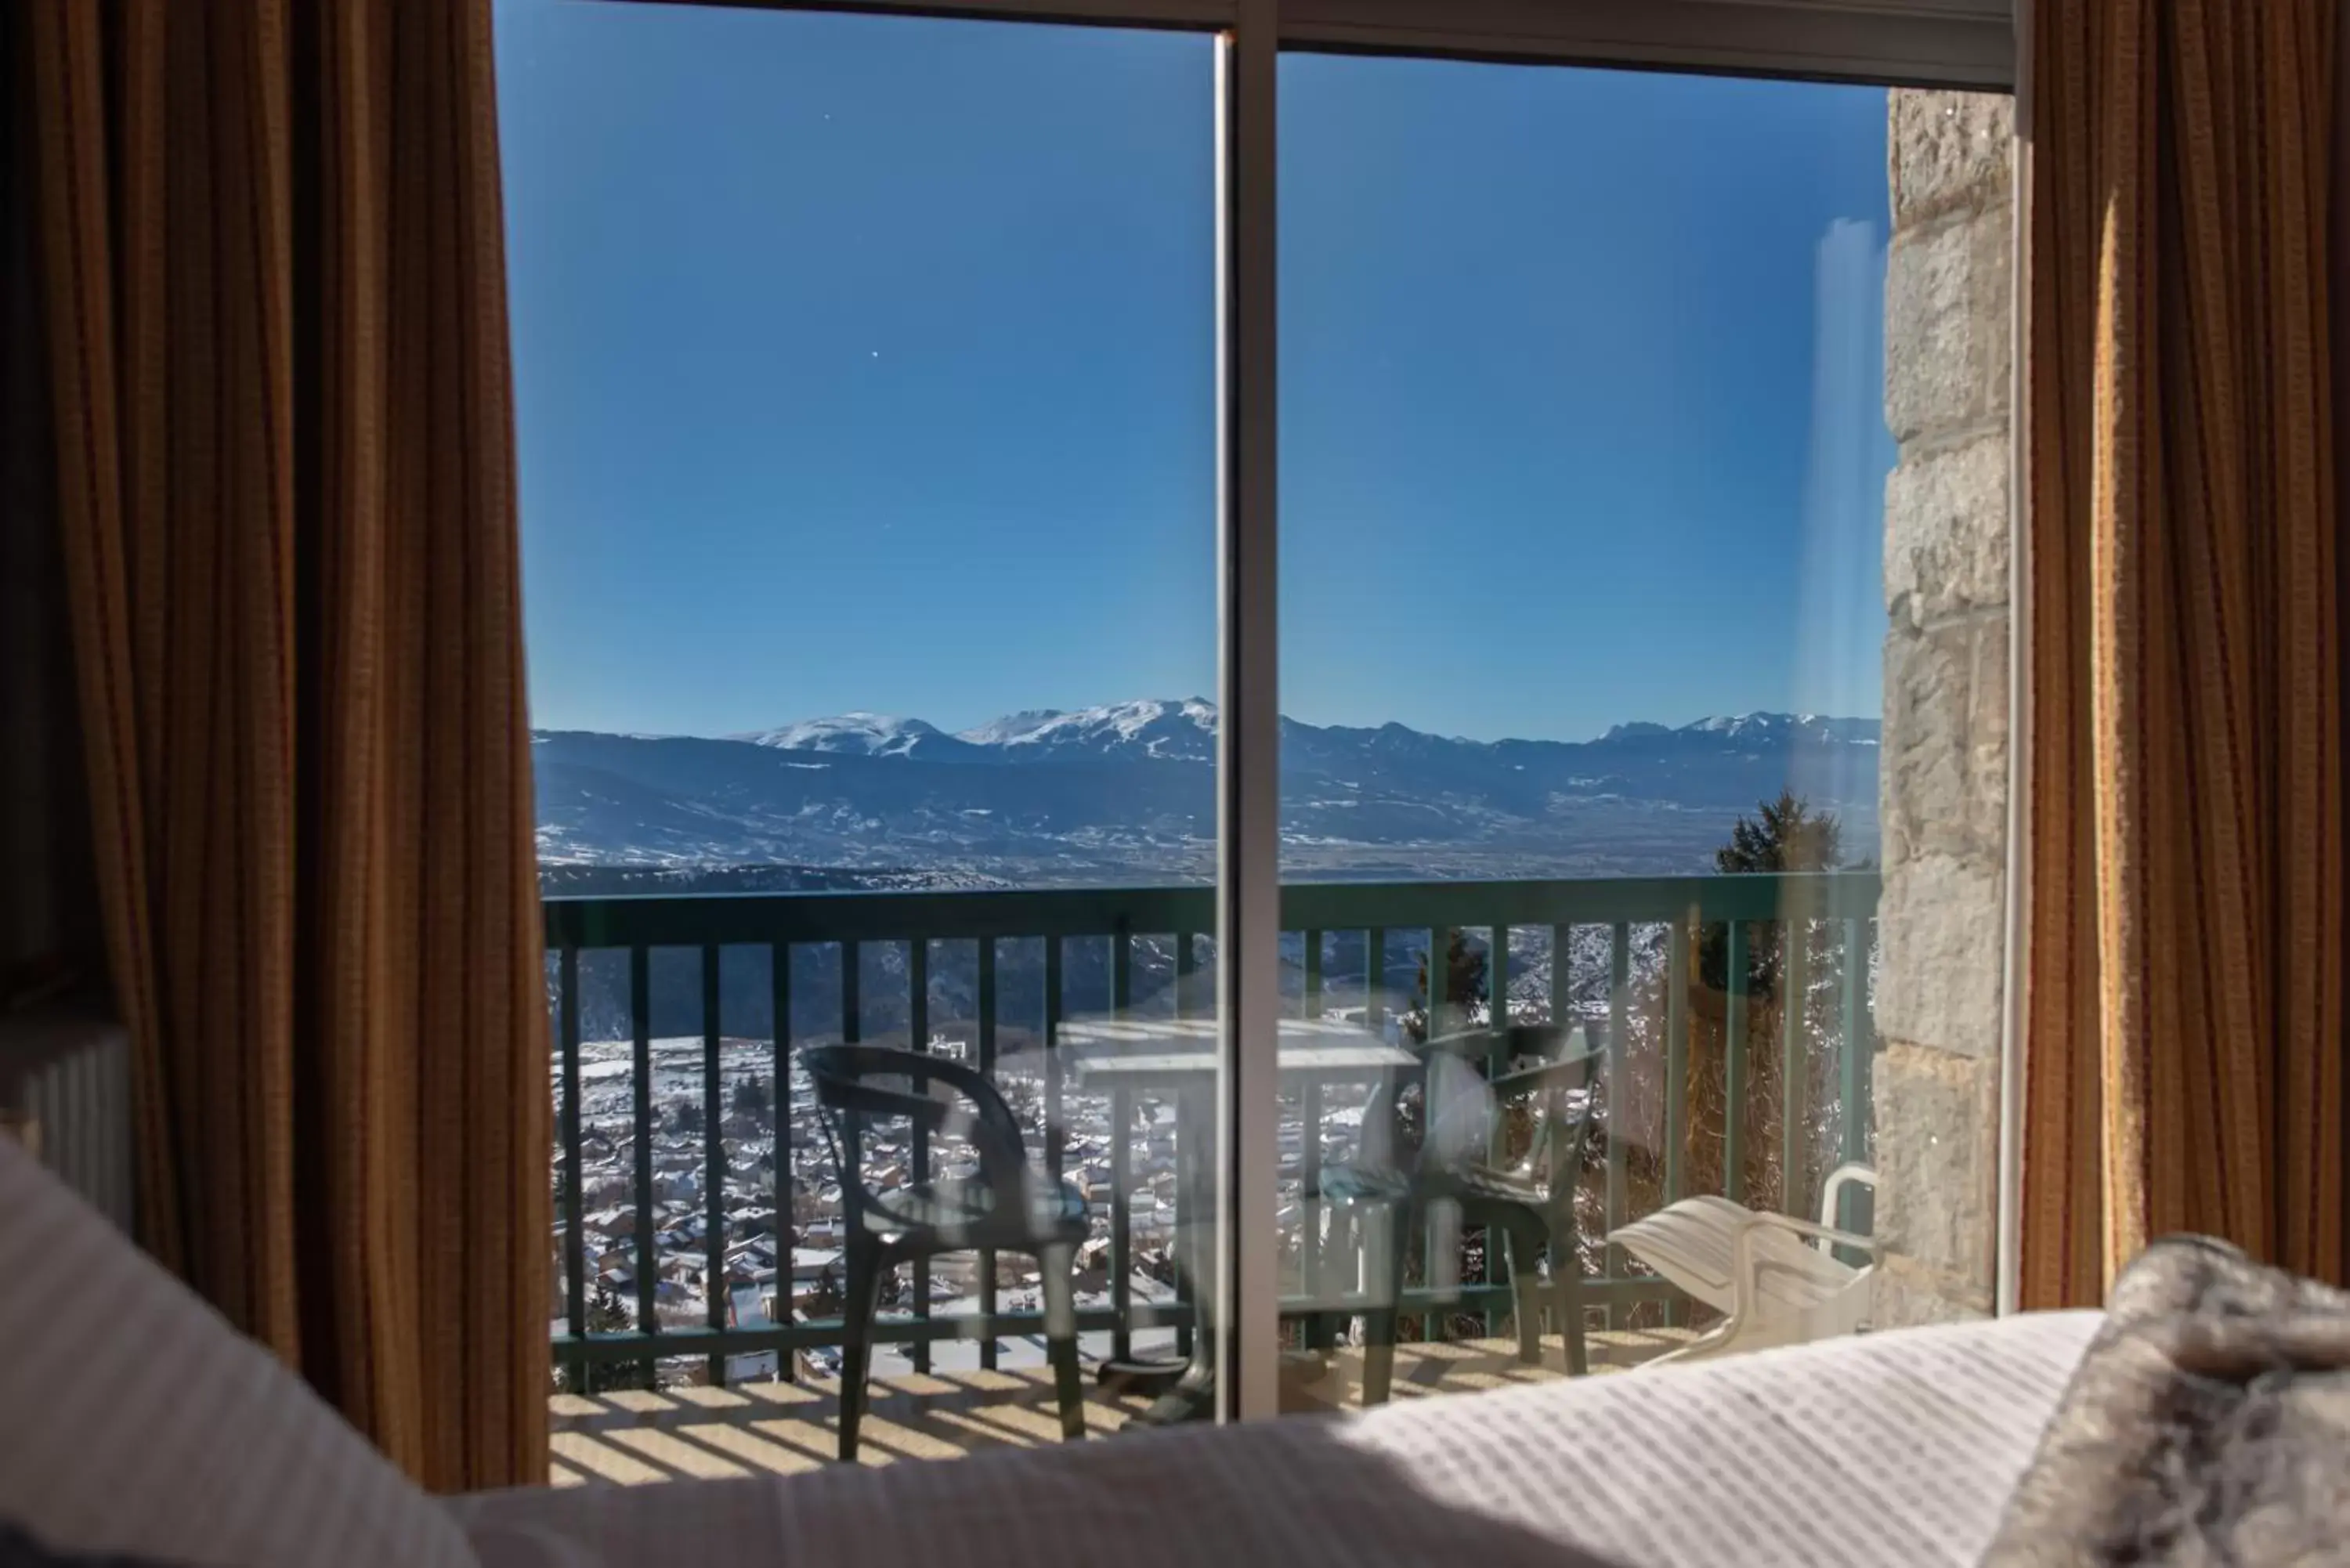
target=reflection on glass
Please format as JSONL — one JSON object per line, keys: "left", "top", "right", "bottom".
{"left": 500, "top": 1, "right": 1225, "bottom": 1458}
{"left": 1274, "top": 58, "right": 2007, "bottom": 1409}
{"left": 502, "top": 0, "right": 2011, "bottom": 1467}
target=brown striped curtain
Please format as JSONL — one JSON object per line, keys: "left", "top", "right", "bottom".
{"left": 18, "top": 2, "right": 549, "bottom": 1490}
{"left": 2021, "top": 0, "right": 2344, "bottom": 1307}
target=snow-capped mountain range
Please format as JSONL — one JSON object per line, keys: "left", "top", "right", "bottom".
{"left": 534, "top": 699, "right": 1879, "bottom": 882}
{"left": 732, "top": 697, "right": 1229, "bottom": 764}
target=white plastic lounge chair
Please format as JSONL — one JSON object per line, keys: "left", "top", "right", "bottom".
{"left": 1606, "top": 1162, "right": 1878, "bottom": 1364}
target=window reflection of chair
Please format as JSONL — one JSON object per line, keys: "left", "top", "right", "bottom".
{"left": 1315, "top": 1024, "right": 1602, "bottom": 1404}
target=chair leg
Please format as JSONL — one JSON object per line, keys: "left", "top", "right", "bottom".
{"left": 1360, "top": 1201, "right": 1415, "bottom": 1407}
{"left": 1502, "top": 1219, "right": 1542, "bottom": 1365}
{"left": 1306, "top": 1201, "right": 1349, "bottom": 1352}
{"left": 1038, "top": 1242, "right": 1086, "bottom": 1442}
{"left": 1334, "top": 1203, "right": 1364, "bottom": 1348}
{"left": 1360, "top": 1311, "right": 1398, "bottom": 1405}
{"left": 1547, "top": 1217, "right": 1590, "bottom": 1378}
{"left": 837, "top": 1235, "right": 886, "bottom": 1462}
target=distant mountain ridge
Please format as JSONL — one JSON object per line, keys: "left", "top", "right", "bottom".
{"left": 732, "top": 712, "right": 958, "bottom": 758}
{"left": 732, "top": 697, "right": 1875, "bottom": 764}
{"left": 537, "top": 699, "right": 1880, "bottom": 881}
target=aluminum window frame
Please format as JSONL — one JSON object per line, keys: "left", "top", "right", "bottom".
{"left": 640, "top": 0, "right": 2011, "bottom": 89}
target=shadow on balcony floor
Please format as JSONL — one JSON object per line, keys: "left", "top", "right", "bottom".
{"left": 548, "top": 1325, "right": 1697, "bottom": 1485}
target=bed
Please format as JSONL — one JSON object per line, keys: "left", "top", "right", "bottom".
{"left": 0, "top": 1133, "right": 2099, "bottom": 1568}
{"left": 451, "top": 1312, "right": 2101, "bottom": 1568}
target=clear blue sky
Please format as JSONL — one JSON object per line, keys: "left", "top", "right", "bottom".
{"left": 494, "top": 2, "right": 1893, "bottom": 743}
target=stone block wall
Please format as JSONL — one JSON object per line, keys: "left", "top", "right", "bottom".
{"left": 1873, "top": 90, "right": 2014, "bottom": 1326}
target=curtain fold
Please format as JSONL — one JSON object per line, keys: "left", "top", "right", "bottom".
{"left": 21, "top": 0, "right": 548, "bottom": 1490}
{"left": 2022, "top": 0, "right": 2344, "bottom": 1306}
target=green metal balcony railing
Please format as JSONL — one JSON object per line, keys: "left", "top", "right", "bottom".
{"left": 544, "top": 871, "right": 1880, "bottom": 1390}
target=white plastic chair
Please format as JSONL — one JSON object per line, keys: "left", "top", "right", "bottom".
{"left": 1606, "top": 1163, "right": 1878, "bottom": 1364}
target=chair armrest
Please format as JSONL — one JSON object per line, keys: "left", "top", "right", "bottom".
{"left": 1737, "top": 1209, "right": 1880, "bottom": 1259}
{"left": 1816, "top": 1162, "right": 1878, "bottom": 1237}
{"left": 1724, "top": 1209, "right": 1878, "bottom": 1342}
{"left": 1415, "top": 1031, "right": 1505, "bottom": 1064}
{"left": 1488, "top": 1046, "right": 1606, "bottom": 1093}
{"left": 1415, "top": 1022, "right": 1585, "bottom": 1064}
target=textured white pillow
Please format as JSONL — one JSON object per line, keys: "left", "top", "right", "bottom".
{"left": 0, "top": 1136, "right": 479, "bottom": 1568}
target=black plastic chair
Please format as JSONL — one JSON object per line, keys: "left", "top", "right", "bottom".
{"left": 801, "top": 1044, "right": 1089, "bottom": 1460}
{"left": 1316, "top": 1023, "right": 1602, "bottom": 1403}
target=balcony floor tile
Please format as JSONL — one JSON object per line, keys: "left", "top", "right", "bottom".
{"left": 548, "top": 1328, "right": 1692, "bottom": 1483}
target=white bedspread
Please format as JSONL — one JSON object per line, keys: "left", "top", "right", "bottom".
{"left": 452, "top": 1312, "right": 2099, "bottom": 1568}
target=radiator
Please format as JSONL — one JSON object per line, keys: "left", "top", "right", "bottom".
{"left": 0, "top": 1005, "right": 133, "bottom": 1233}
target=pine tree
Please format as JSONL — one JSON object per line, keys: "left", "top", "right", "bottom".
{"left": 1703, "top": 789, "right": 1842, "bottom": 999}
{"left": 670, "top": 1096, "right": 705, "bottom": 1136}
{"left": 1714, "top": 789, "right": 1843, "bottom": 877}
{"left": 583, "top": 1280, "right": 656, "bottom": 1394}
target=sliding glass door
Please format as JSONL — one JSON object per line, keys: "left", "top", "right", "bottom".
{"left": 503, "top": 0, "right": 1242, "bottom": 1453}
{"left": 506, "top": 0, "right": 2012, "bottom": 1458}
{"left": 1266, "top": 50, "right": 1978, "bottom": 1415}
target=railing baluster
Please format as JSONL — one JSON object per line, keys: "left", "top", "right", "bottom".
{"left": 1303, "top": 927, "right": 1323, "bottom": 1017}
{"left": 1837, "top": 915, "right": 1873, "bottom": 1252}
{"left": 1110, "top": 926, "right": 1133, "bottom": 1364}
{"left": 1365, "top": 927, "right": 1386, "bottom": 1035}
{"left": 631, "top": 945, "right": 657, "bottom": 1364}
{"left": 1484, "top": 923, "right": 1509, "bottom": 1335}
{"left": 1430, "top": 925, "right": 1452, "bottom": 1029}
{"left": 1664, "top": 923, "right": 1690, "bottom": 1185}
{"left": 1173, "top": 930, "right": 1196, "bottom": 1360}
{"left": 841, "top": 941, "right": 862, "bottom": 1044}
{"left": 1419, "top": 926, "right": 1438, "bottom": 1344}
{"left": 773, "top": 942, "right": 793, "bottom": 1382}
{"left": 1662, "top": 919, "right": 1691, "bottom": 1328}
{"left": 839, "top": 940, "right": 865, "bottom": 1354}
{"left": 1300, "top": 929, "right": 1325, "bottom": 1348}
{"left": 559, "top": 945, "right": 587, "bottom": 1393}
{"left": 1486, "top": 924, "right": 1509, "bottom": 1152}
{"left": 703, "top": 945, "right": 726, "bottom": 1386}
{"left": 909, "top": 938, "right": 932, "bottom": 1374}
{"left": 1548, "top": 924, "right": 1568, "bottom": 1030}
{"left": 1781, "top": 914, "right": 1811, "bottom": 1219}
{"left": 978, "top": 938, "right": 1000, "bottom": 1371}
{"left": 1044, "top": 935, "right": 1065, "bottom": 1185}
{"left": 1724, "top": 921, "right": 1750, "bottom": 1203}
{"left": 1603, "top": 922, "right": 1630, "bottom": 1307}
{"left": 1549, "top": 923, "right": 1573, "bottom": 1346}
{"left": 1489, "top": 923, "right": 1509, "bottom": 1029}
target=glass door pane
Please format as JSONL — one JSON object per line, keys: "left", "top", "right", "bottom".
{"left": 1274, "top": 53, "right": 2008, "bottom": 1409}
{"left": 500, "top": 0, "right": 1231, "bottom": 1466}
